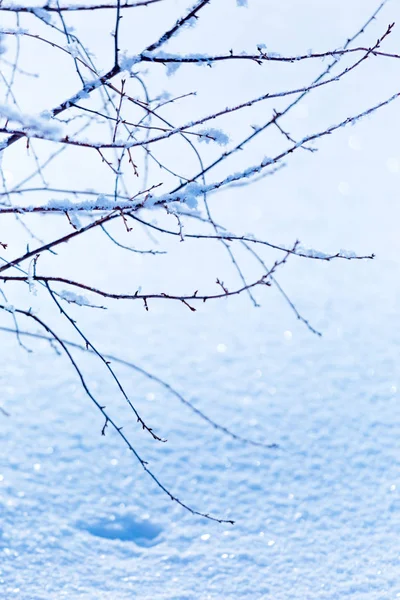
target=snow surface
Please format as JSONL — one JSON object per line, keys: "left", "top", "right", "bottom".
{"left": 1, "top": 1, "right": 400, "bottom": 599}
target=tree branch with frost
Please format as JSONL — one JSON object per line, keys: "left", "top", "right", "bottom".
{"left": 0, "top": 242, "right": 371, "bottom": 309}
{"left": 128, "top": 44, "right": 400, "bottom": 67}
{"left": 0, "top": 0, "right": 395, "bottom": 521}
{"left": 169, "top": 22, "right": 395, "bottom": 193}
{"left": 0, "top": 1, "right": 213, "bottom": 153}
{"left": 0, "top": 0, "right": 165, "bottom": 11}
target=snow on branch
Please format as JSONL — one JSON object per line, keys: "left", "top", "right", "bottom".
{"left": 0, "top": 0, "right": 164, "bottom": 12}
{"left": 0, "top": 104, "right": 62, "bottom": 140}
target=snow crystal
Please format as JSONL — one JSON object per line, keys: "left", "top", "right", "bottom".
{"left": 31, "top": 7, "right": 53, "bottom": 23}
{"left": 3, "top": 304, "right": 15, "bottom": 313}
{"left": 68, "top": 212, "right": 82, "bottom": 230}
{"left": 295, "top": 245, "right": 358, "bottom": 260}
{"left": 339, "top": 249, "right": 357, "bottom": 259}
{"left": 141, "top": 51, "right": 215, "bottom": 69}
{"left": 64, "top": 77, "right": 104, "bottom": 108}
{"left": 296, "top": 245, "right": 330, "bottom": 259}
{"left": 60, "top": 290, "right": 92, "bottom": 307}
{"left": 120, "top": 54, "right": 141, "bottom": 72}
{"left": 166, "top": 62, "right": 181, "bottom": 77}
{"left": 0, "top": 104, "right": 61, "bottom": 139}
{"left": 150, "top": 182, "right": 210, "bottom": 209}
{"left": 198, "top": 128, "right": 229, "bottom": 146}
{"left": 182, "top": 16, "right": 197, "bottom": 29}
{"left": 45, "top": 195, "right": 121, "bottom": 212}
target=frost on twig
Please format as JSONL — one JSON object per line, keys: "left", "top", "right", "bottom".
{"left": 59, "top": 289, "right": 94, "bottom": 307}
{"left": 0, "top": 104, "right": 62, "bottom": 140}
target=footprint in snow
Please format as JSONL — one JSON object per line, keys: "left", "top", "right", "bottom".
{"left": 79, "top": 513, "right": 162, "bottom": 547}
